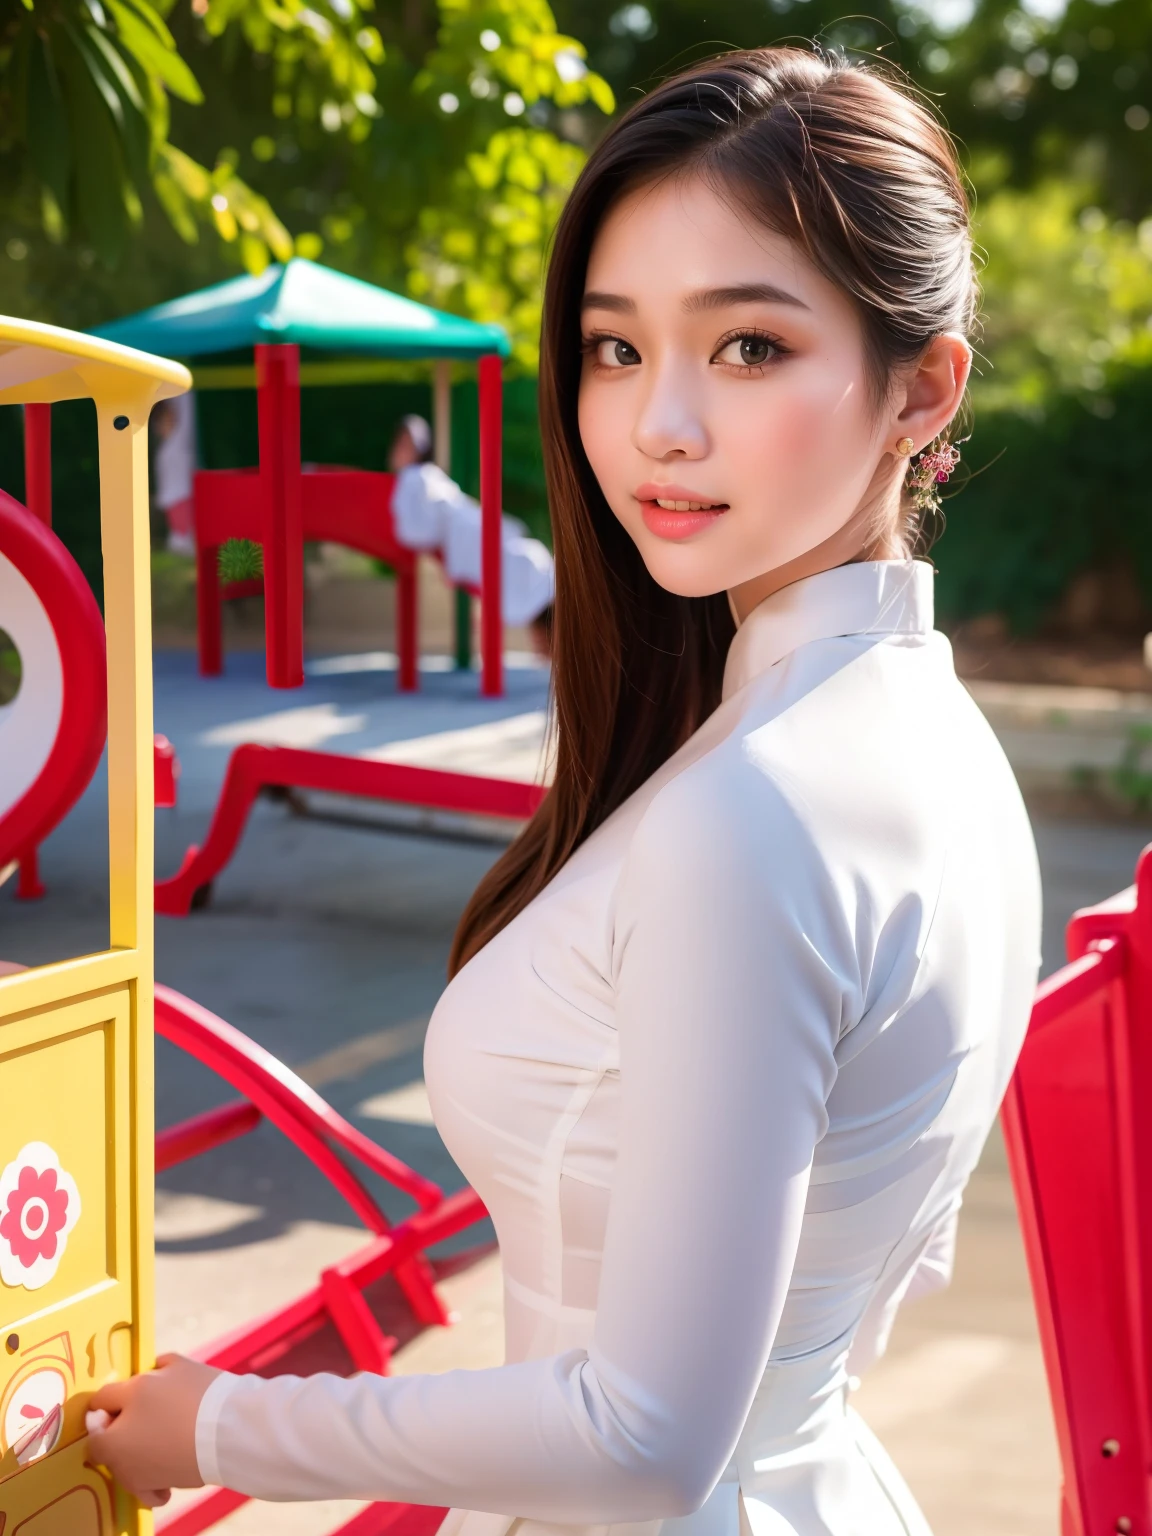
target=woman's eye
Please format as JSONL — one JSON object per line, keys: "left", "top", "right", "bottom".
{"left": 715, "top": 334, "right": 778, "bottom": 368}
{"left": 595, "top": 337, "right": 641, "bottom": 368}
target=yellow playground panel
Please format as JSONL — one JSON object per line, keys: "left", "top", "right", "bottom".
{"left": 0, "top": 320, "right": 190, "bottom": 1534}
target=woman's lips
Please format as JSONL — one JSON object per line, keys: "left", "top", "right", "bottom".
{"left": 635, "top": 488, "right": 729, "bottom": 542}
{"left": 639, "top": 503, "right": 725, "bottom": 540}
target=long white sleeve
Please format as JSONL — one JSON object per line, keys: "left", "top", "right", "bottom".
{"left": 195, "top": 762, "right": 853, "bottom": 1513}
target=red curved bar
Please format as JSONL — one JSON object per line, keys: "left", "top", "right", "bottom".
{"left": 0, "top": 488, "right": 107, "bottom": 869}
{"left": 155, "top": 743, "right": 546, "bottom": 916}
{"left": 152, "top": 988, "right": 490, "bottom": 1536}
{"left": 154, "top": 985, "right": 443, "bottom": 1217}
{"left": 155, "top": 1100, "right": 262, "bottom": 1173}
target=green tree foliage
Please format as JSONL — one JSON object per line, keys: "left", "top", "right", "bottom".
{"left": 0, "top": 0, "right": 612, "bottom": 360}
{"left": 973, "top": 179, "right": 1152, "bottom": 412}
{"left": 915, "top": 0, "right": 1152, "bottom": 221}
{"left": 0, "top": 0, "right": 299, "bottom": 263}
{"left": 548, "top": 0, "right": 1151, "bottom": 221}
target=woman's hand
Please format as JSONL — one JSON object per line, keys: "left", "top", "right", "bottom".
{"left": 86, "top": 1353, "right": 222, "bottom": 1507}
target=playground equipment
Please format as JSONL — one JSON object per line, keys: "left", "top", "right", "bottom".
{"left": 154, "top": 741, "right": 545, "bottom": 916}
{"left": 1002, "top": 847, "right": 1152, "bottom": 1536}
{"left": 0, "top": 457, "right": 106, "bottom": 899}
{"left": 92, "top": 261, "right": 544, "bottom": 915}
{"left": 149, "top": 984, "right": 491, "bottom": 1536}
{"left": 0, "top": 315, "right": 494, "bottom": 1535}
{"left": 0, "top": 419, "right": 180, "bottom": 901}
{"left": 94, "top": 258, "right": 511, "bottom": 696}
{"left": 0, "top": 317, "right": 188, "bottom": 1533}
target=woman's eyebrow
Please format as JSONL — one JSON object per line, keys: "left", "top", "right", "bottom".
{"left": 683, "top": 283, "right": 809, "bottom": 312}
{"left": 581, "top": 291, "right": 636, "bottom": 313}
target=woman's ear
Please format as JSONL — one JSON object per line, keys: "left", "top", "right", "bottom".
{"left": 891, "top": 333, "right": 971, "bottom": 453}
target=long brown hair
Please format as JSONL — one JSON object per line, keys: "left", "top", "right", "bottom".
{"left": 449, "top": 46, "right": 976, "bottom": 974}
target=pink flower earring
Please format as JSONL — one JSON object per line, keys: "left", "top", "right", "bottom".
{"left": 895, "top": 435, "right": 961, "bottom": 516}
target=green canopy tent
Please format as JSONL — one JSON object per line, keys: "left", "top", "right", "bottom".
{"left": 93, "top": 258, "right": 512, "bottom": 694}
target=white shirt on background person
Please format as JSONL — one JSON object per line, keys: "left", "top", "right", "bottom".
{"left": 391, "top": 461, "right": 555, "bottom": 628}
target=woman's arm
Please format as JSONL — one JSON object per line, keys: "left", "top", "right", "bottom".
{"left": 100, "top": 761, "right": 855, "bottom": 1515}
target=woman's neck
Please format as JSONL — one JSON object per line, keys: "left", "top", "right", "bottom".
{"left": 727, "top": 497, "right": 905, "bottom": 626}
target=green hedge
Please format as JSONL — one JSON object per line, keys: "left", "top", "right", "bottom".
{"left": 2, "top": 364, "right": 1148, "bottom": 637}
{"left": 934, "top": 363, "right": 1152, "bottom": 632}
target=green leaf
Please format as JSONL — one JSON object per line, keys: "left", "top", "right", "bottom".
{"left": 106, "top": 0, "right": 203, "bottom": 102}
{"left": 27, "top": 34, "right": 73, "bottom": 217}
{"left": 53, "top": 23, "right": 133, "bottom": 261}
{"left": 117, "top": 0, "right": 179, "bottom": 52}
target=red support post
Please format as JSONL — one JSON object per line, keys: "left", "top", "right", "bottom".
{"left": 256, "top": 343, "right": 304, "bottom": 689}
{"left": 397, "top": 561, "right": 418, "bottom": 693}
{"left": 16, "top": 847, "right": 45, "bottom": 900}
{"left": 477, "top": 353, "right": 503, "bottom": 698}
{"left": 23, "top": 404, "right": 51, "bottom": 526}
{"left": 197, "top": 540, "right": 223, "bottom": 676}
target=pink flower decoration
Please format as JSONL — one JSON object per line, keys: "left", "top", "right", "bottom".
{"left": 0, "top": 1143, "right": 81, "bottom": 1290}
{"left": 0, "top": 1166, "right": 70, "bottom": 1270}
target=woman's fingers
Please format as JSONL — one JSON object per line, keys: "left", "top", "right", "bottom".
{"left": 83, "top": 1355, "right": 219, "bottom": 1498}
{"left": 90, "top": 1378, "right": 135, "bottom": 1414}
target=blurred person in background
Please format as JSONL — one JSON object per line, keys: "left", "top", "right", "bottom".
{"left": 388, "top": 413, "right": 555, "bottom": 658}
{"left": 151, "top": 392, "right": 198, "bottom": 556}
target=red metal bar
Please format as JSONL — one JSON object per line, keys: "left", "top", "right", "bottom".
{"left": 154, "top": 985, "right": 443, "bottom": 1215}
{"left": 154, "top": 743, "right": 546, "bottom": 917}
{"left": 478, "top": 354, "right": 503, "bottom": 698}
{"left": 331, "top": 1504, "right": 450, "bottom": 1536}
{"left": 1026, "top": 943, "right": 1124, "bottom": 1033}
{"left": 398, "top": 561, "right": 418, "bottom": 693}
{"left": 155, "top": 1100, "right": 262, "bottom": 1173}
{"left": 156, "top": 1487, "right": 250, "bottom": 1536}
{"left": 257, "top": 343, "right": 304, "bottom": 689}
{"left": 15, "top": 847, "right": 44, "bottom": 900}
{"left": 196, "top": 538, "right": 223, "bottom": 677}
{"left": 187, "top": 1188, "right": 488, "bottom": 1376}
{"left": 193, "top": 1283, "right": 326, "bottom": 1372}
{"left": 321, "top": 1266, "right": 398, "bottom": 1373}
{"left": 154, "top": 734, "right": 180, "bottom": 810}
{"left": 23, "top": 404, "right": 51, "bottom": 527}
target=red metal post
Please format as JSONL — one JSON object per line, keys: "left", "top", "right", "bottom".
{"left": 478, "top": 353, "right": 503, "bottom": 698}
{"left": 16, "top": 848, "right": 45, "bottom": 900}
{"left": 397, "top": 562, "right": 418, "bottom": 692}
{"left": 23, "top": 404, "right": 51, "bottom": 526}
{"left": 256, "top": 343, "right": 304, "bottom": 689}
{"left": 196, "top": 540, "right": 223, "bottom": 676}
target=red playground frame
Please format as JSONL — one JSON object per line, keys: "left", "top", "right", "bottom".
{"left": 0, "top": 409, "right": 106, "bottom": 899}
{"left": 150, "top": 981, "right": 491, "bottom": 1536}
{"left": 196, "top": 346, "right": 506, "bottom": 698}
{"left": 1004, "top": 843, "right": 1152, "bottom": 1536}
{"left": 155, "top": 743, "right": 545, "bottom": 915}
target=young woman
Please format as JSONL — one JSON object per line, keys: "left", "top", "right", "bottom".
{"left": 90, "top": 46, "right": 1042, "bottom": 1535}
{"left": 387, "top": 413, "right": 556, "bottom": 654}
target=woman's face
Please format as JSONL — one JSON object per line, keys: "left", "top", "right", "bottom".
{"left": 577, "top": 174, "right": 906, "bottom": 609}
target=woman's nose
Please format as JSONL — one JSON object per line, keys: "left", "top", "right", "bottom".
{"left": 631, "top": 367, "right": 709, "bottom": 460}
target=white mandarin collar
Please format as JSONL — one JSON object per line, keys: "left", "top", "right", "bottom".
{"left": 721, "top": 559, "right": 935, "bottom": 702}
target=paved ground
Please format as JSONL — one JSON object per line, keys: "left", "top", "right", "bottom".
{"left": 4, "top": 650, "right": 1152, "bottom": 1534}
